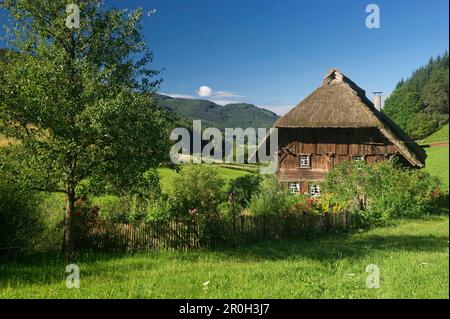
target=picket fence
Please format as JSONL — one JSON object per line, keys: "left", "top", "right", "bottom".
{"left": 76, "top": 212, "right": 358, "bottom": 252}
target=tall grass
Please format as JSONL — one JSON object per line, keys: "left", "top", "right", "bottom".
{"left": 0, "top": 217, "right": 447, "bottom": 298}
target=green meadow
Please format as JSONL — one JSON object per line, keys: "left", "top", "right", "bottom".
{"left": 420, "top": 124, "right": 449, "bottom": 145}
{"left": 424, "top": 146, "right": 449, "bottom": 188}
{"left": 0, "top": 217, "right": 447, "bottom": 299}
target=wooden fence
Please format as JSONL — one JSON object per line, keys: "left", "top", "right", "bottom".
{"left": 76, "top": 212, "right": 358, "bottom": 252}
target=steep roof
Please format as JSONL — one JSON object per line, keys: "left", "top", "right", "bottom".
{"left": 273, "top": 68, "right": 426, "bottom": 167}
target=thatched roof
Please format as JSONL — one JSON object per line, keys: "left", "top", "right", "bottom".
{"left": 273, "top": 68, "right": 426, "bottom": 167}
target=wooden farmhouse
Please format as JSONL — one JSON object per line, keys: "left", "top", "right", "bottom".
{"left": 273, "top": 68, "right": 426, "bottom": 195}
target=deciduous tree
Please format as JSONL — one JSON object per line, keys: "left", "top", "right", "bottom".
{"left": 0, "top": 0, "right": 170, "bottom": 259}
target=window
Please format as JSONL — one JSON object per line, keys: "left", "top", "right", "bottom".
{"left": 299, "top": 155, "right": 310, "bottom": 168}
{"left": 309, "top": 184, "right": 321, "bottom": 196}
{"left": 288, "top": 182, "right": 300, "bottom": 194}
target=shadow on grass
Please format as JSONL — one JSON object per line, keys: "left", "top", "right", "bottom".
{"left": 221, "top": 233, "right": 448, "bottom": 262}
{"left": 1, "top": 230, "right": 448, "bottom": 288}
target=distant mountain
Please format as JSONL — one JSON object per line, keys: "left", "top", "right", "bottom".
{"left": 154, "top": 94, "right": 279, "bottom": 131}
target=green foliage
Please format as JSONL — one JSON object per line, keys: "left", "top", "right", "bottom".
{"left": 289, "top": 193, "right": 347, "bottom": 216}
{"left": 0, "top": 165, "right": 44, "bottom": 252}
{"left": 321, "top": 161, "right": 445, "bottom": 224}
{"left": 167, "top": 165, "right": 225, "bottom": 218}
{"left": 164, "top": 165, "right": 229, "bottom": 245}
{"left": 70, "top": 199, "right": 102, "bottom": 234}
{"left": 87, "top": 169, "right": 162, "bottom": 224}
{"left": 217, "top": 201, "right": 234, "bottom": 222}
{"left": 383, "top": 52, "right": 449, "bottom": 139}
{"left": 90, "top": 195, "right": 124, "bottom": 223}
{"left": 35, "top": 192, "right": 66, "bottom": 251}
{"left": 247, "top": 175, "right": 291, "bottom": 216}
{"left": 0, "top": 0, "right": 172, "bottom": 255}
{"left": 227, "top": 174, "right": 261, "bottom": 209}
{"left": 146, "top": 194, "right": 181, "bottom": 222}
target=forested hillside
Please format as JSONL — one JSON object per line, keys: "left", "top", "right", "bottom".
{"left": 155, "top": 94, "right": 279, "bottom": 131}
{"left": 383, "top": 52, "right": 449, "bottom": 139}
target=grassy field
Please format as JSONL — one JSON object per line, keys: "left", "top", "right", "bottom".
{"left": 424, "top": 146, "right": 449, "bottom": 189}
{"left": 158, "top": 166, "right": 251, "bottom": 193}
{"left": 420, "top": 124, "right": 449, "bottom": 144}
{"left": 0, "top": 217, "right": 448, "bottom": 299}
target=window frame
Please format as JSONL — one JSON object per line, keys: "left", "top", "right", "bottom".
{"left": 351, "top": 155, "right": 365, "bottom": 162}
{"left": 288, "top": 182, "right": 300, "bottom": 194}
{"left": 298, "top": 154, "right": 311, "bottom": 168}
{"left": 309, "top": 184, "right": 321, "bottom": 196}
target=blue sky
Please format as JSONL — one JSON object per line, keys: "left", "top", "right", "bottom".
{"left": 2, "top": 0, "right": 449, "bottom": 114}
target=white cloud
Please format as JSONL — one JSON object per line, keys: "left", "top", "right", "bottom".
{"left": 196, "top": 86, "right": 244, "bottom": 100}
{"left": 197, "top": 85, "right": 213, "bottom": 97}
{"left": 164, "top": 86, "right": 247, "bottom": 106}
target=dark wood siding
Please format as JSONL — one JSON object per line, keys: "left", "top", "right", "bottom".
{"left": 277, "top": 127, "right": 402, "bottom": 182}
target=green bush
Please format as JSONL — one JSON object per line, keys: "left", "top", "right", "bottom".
{"left": 91, "top": 195, "right": 125, "bottom": 223}
{"left": 247, "top": 175, "right": 291, "bottom": 216}
{"left": 0, "top": 179, "right": 44, "bottom": 253}
{"left": 35, "top": 193, "right": 66, "bottom": 252}
{"left": 146, "top": 194, "right": 180, "bottom": 222}
{"left": 167, "top": 164, "right": 225, "bottom": 218}
{"left": 321, "top": 161, "right": 445, "bottom": 224}
{"left": 227, "top": 174, "right": 261, "bottom": 209}
{"left": 160, "top": 165, "right": 227, "bottom": 245}
{"left": 218, "top": 201, "right": 235, "bottom": 222}
{"left": 90, "top": 169, "right": 162, "bottom": 224}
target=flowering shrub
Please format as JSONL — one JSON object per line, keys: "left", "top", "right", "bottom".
{"left": 59, "top": 199, "right": 109, "bottom": 235}
{"left": 321, "top": 160, "right": 446, "bottom": 224}
{"left": 288, "top": 193, "right": 347, "bottom": 216}
{"left": 246, "top": 176, "right": 348, "bottom": 217}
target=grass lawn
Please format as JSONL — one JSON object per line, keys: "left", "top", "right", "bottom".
{"left": 424, "top": 146, "right": 449, "bottom": 189}
{"left": 158, "top": 166, "right": 251, "bottom": 193}
{"left": 420, "top": 124, "right": 449, "bottom": 144}
{"left": 1, "top": 217, "right": 448, "bottom": 299}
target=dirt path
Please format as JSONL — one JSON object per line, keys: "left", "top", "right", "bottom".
{"left": 427, "top": 142, "right": 449, "bottom": 147}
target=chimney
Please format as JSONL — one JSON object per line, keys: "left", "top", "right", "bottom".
{"left": 373, "top": 92, "right": 382, "bottom": 111}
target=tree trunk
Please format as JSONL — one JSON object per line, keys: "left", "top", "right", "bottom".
{"left": 63, "top": 191, "right": 76, "bottom": 261}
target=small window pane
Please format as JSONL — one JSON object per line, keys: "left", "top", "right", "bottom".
{"left": 309, "top": 184, "right": 320, "bottom": 196}
{"left": 288, "top": 182, "right": 300, "bottom": 194}
{"left": 299, "top": 155, "right": 310, "bottom": 168}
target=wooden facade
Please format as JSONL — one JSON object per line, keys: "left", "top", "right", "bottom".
{"left": 267, "top": 68, "right": 426, "bottom": 195}
{"left": 277, "top": 127, "right": 402, "bottom": 186}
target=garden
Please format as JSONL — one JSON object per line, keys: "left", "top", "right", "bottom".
{"left": 1, "top": 156, "right": 447, "bottom": 256}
